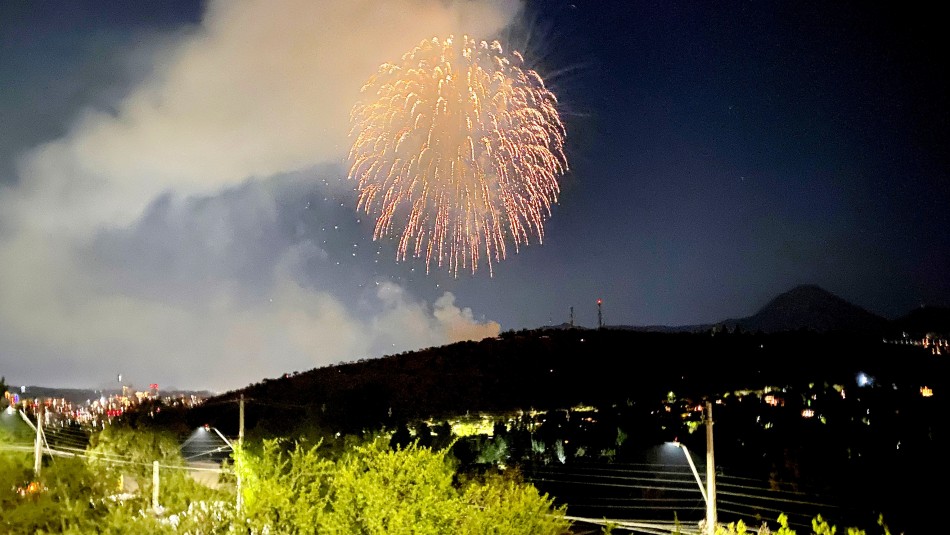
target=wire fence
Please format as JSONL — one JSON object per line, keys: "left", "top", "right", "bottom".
{"left": 3, "top": 409, "right": 869, "bottom": 535}
{"left": 524, "top": 460, "right": 853, "bottom": 533}
{"left": 0, "top": 408, "right": 236, "bottom": 477}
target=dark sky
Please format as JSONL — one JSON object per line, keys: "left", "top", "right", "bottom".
{"left": 1, "top": 1, "right": 947, "bottom": 391}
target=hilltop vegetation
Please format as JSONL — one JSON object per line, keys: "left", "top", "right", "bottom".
{"left": 196, "top": 327, "right": 936, "bottom": 435}
{"left": 0, "top": 423, "right": 568, "bottom": 534}
{"left": 183, "top": 326, "right": 943, "bottom": 535}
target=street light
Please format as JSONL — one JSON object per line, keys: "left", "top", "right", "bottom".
{"left": 669, "top": 400, "right": 717, "bottom": 535}
{"left": 183, "top": 394, "right": 244, "bottom": 516}
{"left": 181, "top": 426, "right": 232, "bottom": 461}
{"left": 209, "top": 426, "right": 234, "bottom": 451}
{"left": 671, "top": 440, "right": 707, "bottom": 505}
{"left": 181, "top": 424, "right": 241, "bottom": 514}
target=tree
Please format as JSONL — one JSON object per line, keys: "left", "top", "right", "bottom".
{"left": 0, "top": 452, "right": 114, "bottom": 533}
{"left": 86, "top": 424, "right": 227, "bottom": 516}
{"left": 389, "top": 423, "right": 412, "bottom": 450}
{"left": 236, "top": 438, "right": 334, "bottom": 534}
{"left": 87, "top": 424, "right": 182, "bottom": 496}
{"left": 237, "top": 437, "right": 570, "bottom": 534}
{"left": 414, "top": 421, "right": 433, "bottom": 448}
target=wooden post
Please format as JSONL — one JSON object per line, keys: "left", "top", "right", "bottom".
{"left": 33, "top": 405, "right": 43, "bottom": 477}
{"left": 705, "top": 401, "right": 717, "bottom": 535}
{"left": 237, "top": 394, "right": 244, "bottom": 514}
{"left": 152, "top": 460, "right": 160, "bottom": 513}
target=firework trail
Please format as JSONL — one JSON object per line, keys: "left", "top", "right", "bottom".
{"left": 348, "top": 35, "right": 567, "bottom": 276}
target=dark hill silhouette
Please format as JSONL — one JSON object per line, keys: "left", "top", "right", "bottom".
{"left": 616, "top": 285, "right": 886, "bottom": 334}
{"left": 196, "top": 332, "right": 937, "bottom": 437}
{"left": 891, "top": 305, "right": 950, "bottom": 336}
{"left": 723, "top": 284, "right": 888, "bottom": 333}
{"left": 191, "top": 285, "right": 942, "bottom": 436}
{"left": 181, "top": 290, "right": 947, "bottom": 535}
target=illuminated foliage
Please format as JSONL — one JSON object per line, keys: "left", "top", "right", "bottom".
{"left": 712, "top": 514, "right": 892, "bottom": 535}
{"left": 237, "top": 437, "right": 569, "bottom": 534}
{"left": 0, "top": 453, "right": 111, "bottom": 533}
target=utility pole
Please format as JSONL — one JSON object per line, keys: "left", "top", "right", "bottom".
{"left": 570, "top": 306, "right": 574, "bottom": 327}
{"left": 237, "top": 394, "right": 244, "bottom": 515}
{"left": 152, "top": 460, "right": 160, "bottom": 513}
{"left": 33, "top": 404, "right": 43, "bottom": 477}
{"left": 239, "top": 395, "right": 245, "bottom": 444}
{"left": 597, "top": 299, "right": 603, "bottom": 329}
{"left": 705, "top": 401, "right": 717, "bottom": 535}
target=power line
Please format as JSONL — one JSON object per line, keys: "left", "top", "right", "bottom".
{"left": 51, "top": 446, "right": 229, "bottom": 473}
{"left": 543, "top": 465, "right": 700, "bottom": 475}
{"left": 717, "top": 472, "right": 782, "bottom": 483}
{"left": 529, "top": 466, "right": 840, "bottom": 511}
{"left": 43, "top": 436, "right": 90, "bottom": 449}
{"left": 717, "top": 499, "right": 819, "bottom": 517}
{"left": 717, "top": 474, "right": 837, "bottom": 496}
{"left": 531, "top": 470, "right": 702, "bottom": 481}
{"left": 529, "top": 477, "right": 700, "bottom": 493}
{"left": 570, "top": 461, "right": 701, "bottom": 470}
{"left": 0, "top": 444, "right": 36, "bottom": 453}
{"left": 716, "top": 480, "right": 834, "bottom": 496}
{"left": 529, "top": 471, "right": 702, "bottom": 486}
{"left": 561, "top": 464, "right": 841, "bottom": 498}
{"left": 182, "top": 446, "right": 232, "bottom": 461}
{"left": 45, "top": 429, "right": 90, "bottom": 442}
{"left": 567, "top": 504, "right": 703, "bottom": 511}
{"left": 716, "top": 489, "right": 838, "bottom": 509}
{"left": 568, "top": 496, "right": 703, "bottom": 503}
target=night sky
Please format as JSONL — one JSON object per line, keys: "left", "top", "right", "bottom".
{"left": 1, "top": 1, "right": 947, "bottom": 391}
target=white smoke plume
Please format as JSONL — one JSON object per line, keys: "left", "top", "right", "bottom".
{"left": 0, "top": 0, "right": 515, "bottom": 391}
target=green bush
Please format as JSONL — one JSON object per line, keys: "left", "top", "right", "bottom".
{"left": 712, "top": 513, "right": 893, "bottom": 535}
{"left": 3, "top": 428, "right": 568, "bottom": 533}
{"left": 237, "top": 437, "right": 570, "bottom": 534}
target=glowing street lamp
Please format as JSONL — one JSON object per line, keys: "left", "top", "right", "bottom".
{"left": 184, "top": 395, "right": 244, "bottom": 515}
{"left": 671, "top": 440, "right": 707, "bottom": 505}
{"left": 209, "top": 426, "right": 233, "bottom": 450}
{"left": 668, "top": 401, "right": 717, "bottom": 535}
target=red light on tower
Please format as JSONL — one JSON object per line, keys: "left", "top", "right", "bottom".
{"left": 597, "top": 298, "right": 603, "bottom": 329}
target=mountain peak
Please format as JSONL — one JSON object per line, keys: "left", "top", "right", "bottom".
{"left": 732, "top": 285, "right": 887, "bottom": 333}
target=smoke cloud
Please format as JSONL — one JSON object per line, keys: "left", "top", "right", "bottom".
{"left": 0, "top": 0, "right": 516, "bottom": 391}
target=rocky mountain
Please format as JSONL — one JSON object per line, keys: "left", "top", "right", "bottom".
{"left": 616, "top": 285, "right": 888, "bottom": 334}
{"left": 722, "top": 284, "right": 889, "bottom": 333}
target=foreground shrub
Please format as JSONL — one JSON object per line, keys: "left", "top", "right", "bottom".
{"left": 237, "top": 438, "right": 569, "bottom": 534}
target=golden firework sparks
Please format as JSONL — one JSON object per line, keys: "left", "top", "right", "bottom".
{"left": 348, "top": 35, "right": 567, "bottom": 276}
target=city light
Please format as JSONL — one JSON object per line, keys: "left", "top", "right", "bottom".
{"left": 857, "top": 372, "right": 874, "bottom": 387}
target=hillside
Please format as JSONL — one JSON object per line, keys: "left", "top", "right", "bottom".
{"left": 196, "top": 327, "right": 937, "bottom": 436}
{"left": 723, "top": 284, "right": 888, "bottom": 333}
{"left": 892, "top": 305, "right": 950, "bottom": 336}
{"left": 193, "top": 285, "right": 945, "bottom": 434}
{"left": 617, "top": 285, "right": 889, "bottom": 334}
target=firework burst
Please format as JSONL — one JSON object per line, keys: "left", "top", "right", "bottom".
{"left": 347, "top": 35, "right": 567, "bottom": 276}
